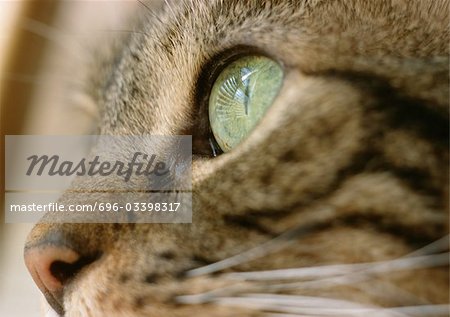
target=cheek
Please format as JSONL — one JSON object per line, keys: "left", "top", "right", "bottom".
{"left": 194, "top": 72, "right": 368, "bottom": 217}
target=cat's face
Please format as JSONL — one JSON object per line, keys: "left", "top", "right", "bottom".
{"left": 25, "top": 1, "right": 449, "bottom": 316}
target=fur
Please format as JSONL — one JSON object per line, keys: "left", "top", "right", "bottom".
{"left": 25, "top": 1, "right": 449, "bottom": 316}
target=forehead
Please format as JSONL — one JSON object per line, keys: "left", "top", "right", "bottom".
{"left": 96, "top": 0, "right": 447, "bottom": 134}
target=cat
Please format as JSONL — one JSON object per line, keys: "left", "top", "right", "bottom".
{"left": 23, "top": 1, "right": 449, "bottom": 316}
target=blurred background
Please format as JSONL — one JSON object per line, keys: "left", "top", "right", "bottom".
{"left": 0, "top": 1, "right": 138, "bottom": 315}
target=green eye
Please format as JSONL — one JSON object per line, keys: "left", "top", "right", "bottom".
{"left": 208, "top": 55, "right": 283, "bottom": 152}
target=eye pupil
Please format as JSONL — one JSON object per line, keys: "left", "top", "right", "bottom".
{"left": 209, "top": 55, "right": 283, "bottom": 153}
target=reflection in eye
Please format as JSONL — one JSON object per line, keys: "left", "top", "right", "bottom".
{"left": 209, "top": 55, "right": 283, "bottom": 152}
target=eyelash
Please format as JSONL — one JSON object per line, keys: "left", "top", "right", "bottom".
{"left": 208, "top": 137, "right": 221, "bottom": 157}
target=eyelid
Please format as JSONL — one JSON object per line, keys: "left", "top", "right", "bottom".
{"left": 203, "top": 46, "right": 280, "bottom": 89}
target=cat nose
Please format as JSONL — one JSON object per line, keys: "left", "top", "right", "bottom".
{"left": 24, "top": 228, "right": 101, "bottom": 315}
{"left": 24, "top": 243, "right": 79, "bottom": 314}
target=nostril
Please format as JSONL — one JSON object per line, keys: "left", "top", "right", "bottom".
{"left": 50, "top": 255, "right": 100, "bottom": 284}
{"left": 25, "top": 246, "right": 79, "bottom": 292}
{"left": 24, "top": 245, "right": 100, "bottom": 315}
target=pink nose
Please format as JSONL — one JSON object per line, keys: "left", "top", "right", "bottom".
{"left": 24, "top": 245, "right": 80, "bottom": 314}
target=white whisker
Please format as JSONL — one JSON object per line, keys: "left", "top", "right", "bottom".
{"left": 20, "top": 18, "right": 82, "bottom": 54}
{"left": 176, "top": 282, "right": 256, "bottom": 305}
{"left": 213, "top": 295, "right": 449, "bottom": 317}
{"left": 406, "top": 235, "right": 449, "bottom": 257}
{"left": 212, "top": 296, "right": 408, "bottom": 317}
{"left": 163, "top": 0, "right": 177, "bottom": 21}
{"left": 221, "top": 293, "right": 371, "bottom": 309}
{"left": 2, "top": 73, "right": 54, "bottom": 86}
{"left": 180, "top": 237, "right": 448, "bottom": 311}
{"left": 264, "top": 314, "right": 317, "bottom": 317}
{"left": 185, "top": 239, "right": 295, "bottom": 277}
{"left": 136, "top": 0, "right": 164, "bottom": 25}
{"left": 265, "top": 304, "right": 449, "bottom": 317}
{"left": 258, "top": 253, "right": 449, "bottom": 291}
{"left": 2, "top": 72, "right": 73, "bottom": 86}
{"left": 225, "top": 253, "right": 449, "bottom": 284}
{"left": 225, "top": 261, "right": 369, "bottom": 281}
{"left": 186, "top": 221, "right": 332, "bottom": 277}
{"left": 381, "top": 305, "right": 450, "bottom": 316}
{"left": 97, "top": 29, "right": 149, "bottom": 36}
{"left": 354, "top": 279, "right": 433, "bottom": 306}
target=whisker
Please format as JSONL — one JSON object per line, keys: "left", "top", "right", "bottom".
{"left": 1, "top": 72, "right": 73, "bottom": 85}
{"left": 265, "top": 314, "right": 316, "bottom": 317}
{"left": 212, "top": 296, "right": 408, "bottom": 317}
{"left": 225, "top": 261, "right": 370, "bottom": 281}
{"left": 185, "top": 220, "right": 331, "bottom": 277}
{"left": 178, "top": 252, "right": 448, "bottom": 305}
{"left": 406, "top": 235, "right": 449, "bottom": 257}
{"left": 219, "top": 293, "right": 371, "bottom": 309}
{"left": 257, "top": 253, "right": 449, "bottom": 291}
{"left": 97, "top": 29, "right": 149, "bottom": 36}
{"left": 180, "top": 236, "right": 448, "bottom": 310}
{"left": 223, "top": 235, "right": 449, "bottom": 284}
{"left": 214, "top": 295, "right": 449, "bottom": 317}
{"left": 353, "top": 280, "right": 432, "bottom": 306}
{"left": 137, "top": 0, "right": 164, "bottom": 25}
{"left": 176, "top": 282, "right": 257, "bottom": 305}
{"left": 19, "top": 18, "right": 83, "bottom": 55}
{"left": 265, "top": 314, "right": 318, "bottom": 317}
{"left": 264, "top": 304, "right": 449, "bottom": 317}
{"left": 380, "top": 305, "right": 450, "bottom": 316}
{"left": 163, "top": 0, "right": 177, "bottom": 21}
{"left": 224, "top": 253, "right": 449, "bottom": 282}
{"left": 2, "top": 73, "right": 99, "bottom": 126}
{"left": 2, "top": 73, "right": 53, "bottom": 86}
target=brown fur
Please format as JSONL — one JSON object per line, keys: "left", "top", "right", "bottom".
{"left": 25, "top": 0, "right": 449, "bottom": 316}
